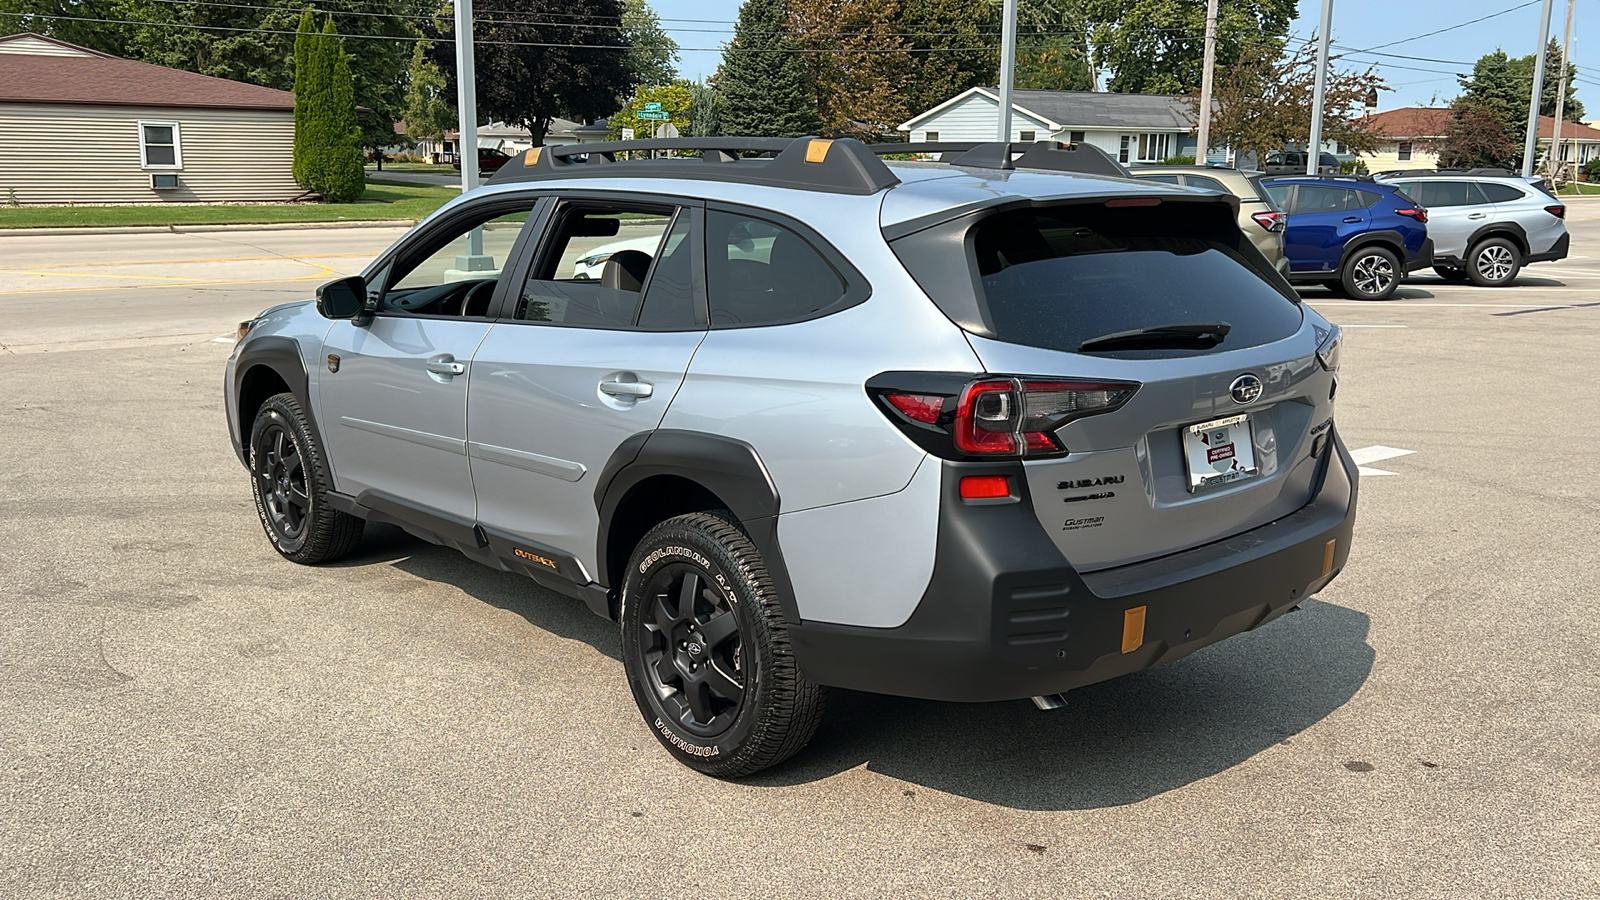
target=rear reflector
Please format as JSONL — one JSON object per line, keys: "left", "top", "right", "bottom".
{"left": 1323, "top": 539, "right": 1337, "bottom": 577}
{"left": 1546, "top": 205, "right": 1566, "bottom": 219}
{"left": 959, "top": 475, "right": 1012, "bottom": 499}
{"left": 1121, "top": 606, "right": 1146, "bottom": 653}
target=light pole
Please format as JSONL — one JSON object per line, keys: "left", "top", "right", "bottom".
{"left": 1306, "top": 0, "right": 1334, "bottom": 175}
{"left": 1549, "top": 0, "right": 1576, "bottom": 179}
{"left": 1523, "top": 0, "right": 1556, "bottom": 177}
{"left": 454, "top": 0, "right": 489, "bottom": 268}
{"left": 997, "top": 0, "right": 1018, "bottom": 143}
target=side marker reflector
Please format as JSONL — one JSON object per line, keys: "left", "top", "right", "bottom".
{"left": 524, "top": 147, "right": 542, "bottom": 166}
{"left": 1322, "top": 539, "right": 1336, "bottom": 577}
{"left": 1121, "top": 606, "right": 1146, "bottom": 654}
{"left": 805, "top": 139, "right": 833, "bottom": 163}
{"left": 958, "top": 475, "right": 1011, "bottom": 499}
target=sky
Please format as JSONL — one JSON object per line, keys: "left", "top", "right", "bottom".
{"left": 651, "top": 0, "right": 1596, "bottom": 117}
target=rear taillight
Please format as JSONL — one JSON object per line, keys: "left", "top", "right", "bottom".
{"left": 1395, "top": 207, "right": 1428, "bottom": 223}
{"left": 1545, "top": 204, "right": 1566, "bottom": 219}
{"left": 874, "top": 374, "right": 1140, "bottom": 460}
{"left": 1251, "top": 211, "right": 1286, "bottom": 232}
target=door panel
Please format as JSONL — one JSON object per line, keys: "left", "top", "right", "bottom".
{"left": 1395, "top": 180, "right": 1483, "bottom": 258}
{"left": 1285, "top": 186, "right": 1366, "bottom": 272}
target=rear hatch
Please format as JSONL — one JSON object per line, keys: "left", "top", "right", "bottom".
{"left": 888, "top": 196, "right": 1338, "bottom": 572}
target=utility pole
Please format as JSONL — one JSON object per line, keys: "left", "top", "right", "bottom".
{"left": 1195, "top": 0, "right": 1219, "bottom": 165}
{"left": 997, "top": 0, "right": 1018, "bottom": 143}
{"left": 1522, "top": 0, "right": 1555, "bottom": 178}
{"left": 1549, "top": 0, "right": 1576, "bottom": 179}
{"left": 1306, "top": 0, "right": 1335, "bottom": 175}
{"left": 454, "top": 0, "right": 489, "bottom": 268}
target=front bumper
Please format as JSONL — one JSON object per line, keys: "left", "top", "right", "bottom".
{"left": 789, "top": 431, "right": 1359, "bottom": 703}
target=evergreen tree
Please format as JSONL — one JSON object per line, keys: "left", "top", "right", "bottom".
{"left": 292, "top": 9, "right": 316, "bottom": 188}
{"left": 687, "top": 80, "right": 723, "bottom": 137}
{"left": 295, "top": 18, "right": 364, "bottom": 201}
{"left": 719, "top": 0, "right": 820, "bottom": 137}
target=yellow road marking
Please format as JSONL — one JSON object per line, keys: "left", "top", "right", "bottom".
{"left": 0, "top": 267, "right": 337, "bottom": 296}
{"left": 0, "top": 253, "right": 375, "bottom": 272}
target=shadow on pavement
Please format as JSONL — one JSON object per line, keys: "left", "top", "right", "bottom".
{"left": 342, "top": 528, "right": 1373, "bottom": 812}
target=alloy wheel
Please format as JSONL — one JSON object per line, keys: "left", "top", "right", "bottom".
{"left": 637, "top": 564, "right": 746, "bottom": 737}
{"left": 254, "top": 423, "right": 309, "bottom": 539}
{"left": 1476, "top": 245, "right": 1516, "bottom": 282}
{"left": 1352, "top": 253, "right": 1395, "bottom": 296}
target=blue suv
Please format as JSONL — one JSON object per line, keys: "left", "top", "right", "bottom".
{"left": 1262, "top": 177, "right": 1432, "bottom": 300}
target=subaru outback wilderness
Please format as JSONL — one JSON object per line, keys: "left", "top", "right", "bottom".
{"left": 227, "top": 137, "right": 1358, "bottom": 777}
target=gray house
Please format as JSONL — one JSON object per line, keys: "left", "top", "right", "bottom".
{"left": 898, "top": 87, "right": 1215, "bottom": 164}
{"left": 0, "top": 32, "right": 299, "bottom": 204}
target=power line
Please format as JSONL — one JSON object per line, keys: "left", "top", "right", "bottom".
{"left": 1354, "top": 0, "right": 1543, "bottom": 53}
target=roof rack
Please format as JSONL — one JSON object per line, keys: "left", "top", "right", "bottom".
{"left": 865, "top": 140, "right": 1131, "bottom": 179}
{"left": 487, "top": 136, "right": 899, "bottom": 196}
{"left": 1265, "top": 172, "right": 1374, "bottom": 183}
{"left": 1373, "top": 167, "right": 1521, "bottom": 179}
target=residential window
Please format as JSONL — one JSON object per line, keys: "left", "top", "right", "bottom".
{"left": 1069, "top": 131, "right": 1086, "bottom": 143}
{"left": 139, "top": 121, "right": 181, "bottom": 169}
{"left": 1019, "top": 130, "right": 1036, "bottom": 142}
{"left": 1134, "top": 133, "right": 1171, "bottom": 163}
{"left": 1397, "top": 141, "right": 1413, "bottom": 162}
{"left": 924, "top": 130, "right": 939, "bottom": 142}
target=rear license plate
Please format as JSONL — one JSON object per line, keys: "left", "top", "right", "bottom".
{"left": 1183, "top": 414, "right": 1260, "bottom": 492}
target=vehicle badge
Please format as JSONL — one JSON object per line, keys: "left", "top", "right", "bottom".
{"left": 1229, "top": 374, "right": 1263, "bottom": 405}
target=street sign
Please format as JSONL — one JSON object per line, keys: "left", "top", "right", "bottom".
{"left": 620, "top": 127, "right": 635, "bottom": 141}
{"left": 635, "top": 110, "right": 670, "bottom": 120}
{"left": 642, "top": 102, "right": 663, "bottom": 111}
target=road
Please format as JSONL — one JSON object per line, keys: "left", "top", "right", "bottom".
{"left": 1, "top": 213, "right": 1597, "bottom": 898}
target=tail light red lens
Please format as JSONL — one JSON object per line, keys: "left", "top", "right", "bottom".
{"left": 1251, "top": 211, "right": 1286, "bottom": 232}
{"left": 958, "top": 475, "right": 1012, "bottom": 499}
{"left": 1546, "top": 204, "right": 1566, "bottom": 219}
{"left": 1395, "top": 207, "right": 1428, "bottom": 223}
{"left": 884, "top": 392, "right": 944, "bottom": 424}
{"left": 952, "top": 377, "right": 1139, "bottom": 457}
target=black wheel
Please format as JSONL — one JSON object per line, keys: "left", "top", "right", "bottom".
{"left": 1340, "top": 246, "right": 1400, "bottom": 300}
{"left": 248, "top": 392, "right": 363, "bottom": 564}
{"left": 621, "top": 512, "right": 826, "bottom": 777}
{"left": 1466, "top": 237, "right": 1522, "bottom": 287}
{"left": 1434, "top": 265, "right": 1470, "bottom": 282}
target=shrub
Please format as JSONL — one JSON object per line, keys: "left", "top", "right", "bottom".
{"left": 1340, "top": 159, "right": 1368, "bottom": 174}
{"left": 1155, "top": 155, "right": 1197, "bottom": 166}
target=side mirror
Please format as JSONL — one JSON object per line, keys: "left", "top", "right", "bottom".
{"left": 316, "top": 275, "right": 366, "bottom": 320}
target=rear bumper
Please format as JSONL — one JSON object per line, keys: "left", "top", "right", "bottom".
{"left": 1526, "top": 231, "right": 1570, "bottom": 263}
{"left": 1405, "top": 238, "right": 1435, "bottom": 273}
{"left": 789, "top": 430, "right": 1359, "bottom": 703}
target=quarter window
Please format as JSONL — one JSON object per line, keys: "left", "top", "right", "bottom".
{"left": 705, "top": 210, "right": 846, "bottom": 328}
{"left": 1480, "top": 182, "right": 1528, "bottom": 203}
{"left": 1184, "top": 174, "right": 1229, "bottom": 193}
{"left": 139, "top": 121, "right": 181, "bottom": 168}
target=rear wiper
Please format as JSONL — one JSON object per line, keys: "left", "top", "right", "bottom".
{"left": 1077, "top": 322, "right": 1232, "bottom": 352}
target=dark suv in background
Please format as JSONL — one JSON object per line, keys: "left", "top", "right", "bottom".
{"left": 1262, "top": 176, "right": 1432, "bottom": 300}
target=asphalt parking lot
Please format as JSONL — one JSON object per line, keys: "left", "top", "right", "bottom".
{"left": 2, "top": 212, "right": 1597, "bottom": 898}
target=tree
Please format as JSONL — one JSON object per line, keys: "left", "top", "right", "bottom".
{"left": 896, "top": 0, "right": 999, "bottom": 116}
{"left": 1087, "top": 0, "right": 1297, "bottom": 94}
{"left": 429, "top": 0, "right": 633, "bottom": 146}
{"left": 295, "top": 18, "right": 364, "bottom": 201}
{"left": 1190, "top": 38, "right": 1385, "bottom": 163}
{"left": 292, "top": 9, "right": 316, "bottom": 188}
{"left": 621, "top": 0, "right": 679, "bottom": 88}
{"left": 609, "top": 82, "right": 693, "bottom": 140}
{"left": 788, "top": 0, "right": 911, "bottom": 138}
{"left": 1460, "top": 44, "right": 1583, "bottom": 126}
{"left": 1437, "top": 102, "right": 1518, "bottom": 170}
{"left": 718, "top": 0, "right": 820, "bottom": 137}
{"left": 687, "top": 80, "right": 723, "bottom": 137}
{"left": 402, "top": 42, "right": 455, "bottom": 149}
{"left": 1016, "top": 0, "right": 1093, "bottom": 91}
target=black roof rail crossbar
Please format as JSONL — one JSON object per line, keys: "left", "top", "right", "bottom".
{"left": 487, "top": 136, "right": 899, "bottom": 196}
{"left": 866, "top": 140, "right": 1131, "bottom": 179}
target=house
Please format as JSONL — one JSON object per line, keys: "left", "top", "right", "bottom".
{"left": 412, "top": 118, "right": 609, "bottom": 162}
{"left": 898, "top": 87, "right": 1210, "bottom": 164}
{"left": 1361, "top": 106, "right": 1600, "bottom": 170}
{"left": 0, "top": 32, "right": 301, "bottom": 204}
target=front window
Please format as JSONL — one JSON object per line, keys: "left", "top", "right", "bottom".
{"left": 377, "top": 206, "right": 537, "bottom": 316}
{"left": 139, "top": 121, "right": 181, "bottom": 169}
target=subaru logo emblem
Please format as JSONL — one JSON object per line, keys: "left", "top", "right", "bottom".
{"left": 687, "top": 642, "right": 704, "bottom": 657}
{"left": 1229, "top": 374, "right": 1263, "bottom": 405}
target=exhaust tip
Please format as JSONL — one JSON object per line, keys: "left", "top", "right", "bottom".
{"left": 1030, "top": 693, "right": 1069, "bottom": 711}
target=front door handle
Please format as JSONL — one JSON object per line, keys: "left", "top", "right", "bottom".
{"left": 1468, "top": 212, "right": 1488, "bottom": 220}
{"left": 425, "top": 354, "right": 466, "bottom": 377}
{"left": 600, "top": 379, "right": 654, "bottom": 398}
{"left": 1342, "top": 216, "right": 1363, "bottom": 223}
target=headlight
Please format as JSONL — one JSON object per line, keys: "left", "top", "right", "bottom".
{"left": 1316, "top": 324, "right": 1341, "bottom": 373}
{"left": 577, "top": 252, "right": 613, "bottom": 269}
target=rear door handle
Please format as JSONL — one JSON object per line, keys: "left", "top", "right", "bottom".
{"left": 600, "top": 379, "right": 654, "bottom": 398}
{"left": 1468, "top": 212, "right": 1488, "bottom": 220}
{"left": 1342, "top": 216, "right": 1362, "bottom": 223}
{"left": 425, "top": 354, "right": 466, "bottom": 377}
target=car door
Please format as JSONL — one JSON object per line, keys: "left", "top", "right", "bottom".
{"left": 318, "top": 200, "right": 541, "bottom": 534}
{"left": 1393, "top": 180, "right": 1482, "bottom": 259}
{"left": 467, "top": 195, "right": 707, "bottom": 584}
{"left": 1283, "top": 185, "right": 1367, "bottom": 272}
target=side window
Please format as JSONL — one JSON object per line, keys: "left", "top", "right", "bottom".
{"left": 1294, "top": 186, "right": 1345, "bottom": 214}
{"left": 1480, "top": 182, "right": 1528, "bottom": 203}
{"left": 1417, "top": 181, "right": 1471, "bottom": 207}
{"left": 382, "top": 206, "right": 535, "bottom": 317}
{"left": 1184, "top": 175, "right": 1229, "bottom": 193}
{"left": 1142, "top": 174, "right": 1182, "bottom": 185}
{"left": 636, "top": 211, "right": 700, "bottom": 330}
{"left": 1349, "top": 188, "right": 1383, "bottom": 209}
{"left": 1263, "top": 183, "right": 1292, "bottom": 210}
{"left": 514, "top": 201, "right": 678, "bottom": 328}
{"left": 1463, "top": 182, "right": 1491, "bottom": 205}
{"left": 705, "top": 210, "right": 846, "bottom": 328}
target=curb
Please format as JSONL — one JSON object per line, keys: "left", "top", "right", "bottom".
{"left": 0, "top": 219, "right": 419, "bottom": 237}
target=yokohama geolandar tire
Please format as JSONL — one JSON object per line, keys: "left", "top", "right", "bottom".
{"left": 1466, "top": 237, "right": 1522, "bottom": 287}
{"left": 248, "top": 392, "right": 363, "bottom": 565}
{"left": 621, "top": 512, "right": 827, "bottom": 777}
{"left": 1340, "top": 245, "right": 1401, "bottom": 300}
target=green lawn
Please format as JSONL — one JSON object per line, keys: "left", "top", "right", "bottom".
{"left": 0, "top": 180, "right": 457, "bottom": 229}
{"left": 1556, "top": 181, "right": 1600, "bottom": 196}
{"left": 367, "top": 161, "right": 459, "bottom": 174}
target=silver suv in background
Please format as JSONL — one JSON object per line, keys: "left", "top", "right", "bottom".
{"left": 1376, "top": 173, "right": 1569, "bottom": 286}
{"left": 1128, "top": 166, "right": 1288, "bottom": 272}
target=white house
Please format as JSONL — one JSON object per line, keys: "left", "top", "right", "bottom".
{"left": 898, "top": 86, "right": 1209, "bottom": 164}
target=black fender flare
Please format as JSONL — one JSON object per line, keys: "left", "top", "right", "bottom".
{"left": 1465, "top": 221, "right": 1529, "bottom": 255}
{"left": 594, "top": 429, "right": 800, "bottom": 624}
{"left": 1338, "top": 230, "right": 1408, "bottom": 271}
{"left": 232, "top": 336, "right": 320, "bottom": 469}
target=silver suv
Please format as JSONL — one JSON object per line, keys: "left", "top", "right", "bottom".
{"left": 226, "top": 138, "right": 1358, "bottom": 777}
{"left": 1376, "top": 172, "right": 1569, "bottom": 285}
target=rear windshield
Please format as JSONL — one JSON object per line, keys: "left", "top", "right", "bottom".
{"left": 963, "top": 203, "right": 1302, "bottom": 358}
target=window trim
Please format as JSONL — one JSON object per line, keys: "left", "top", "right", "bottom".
{"left": 703, "top": 200, "right": 872, "bottom": 330}
{"left": 138, "top": 120, "right": 182, "bottom": 170}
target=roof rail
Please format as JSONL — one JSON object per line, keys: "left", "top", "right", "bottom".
{"left": 1266, "top": 172, "right": 1375, "bottom": 183}
{"left": 864, "top": 140, "right": 1131, "bottom": 179}
{"left": 486, "top": 136, "right": 899, "bottom": 196}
